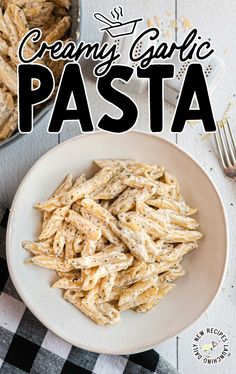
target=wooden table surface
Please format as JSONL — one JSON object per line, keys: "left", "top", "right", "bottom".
{"left": 0, "top": 1, "right": 235, "bottom": 372}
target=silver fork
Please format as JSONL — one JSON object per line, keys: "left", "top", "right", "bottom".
{"left": 214, "top": 119, "right": 236, "bottom": 181}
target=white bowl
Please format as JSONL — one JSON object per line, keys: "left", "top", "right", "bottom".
{"left": 6, "top": 131, "right": 228, "bottom": 354}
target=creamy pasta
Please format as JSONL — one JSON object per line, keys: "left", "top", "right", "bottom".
{"left": 22, "top": 159, "right": 202, "bottom": 326}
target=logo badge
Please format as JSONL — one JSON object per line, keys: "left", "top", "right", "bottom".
{"left": 192, "top": 328, "right": 230, "bottom": 365}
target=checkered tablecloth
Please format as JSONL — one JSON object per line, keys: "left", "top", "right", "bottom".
{"left": 0, "top": 206, "right": 178, "bottom": 374}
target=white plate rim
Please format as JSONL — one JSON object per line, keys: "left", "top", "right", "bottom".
{"left": 6, "top": 130, "right": 229, "bottom": 355}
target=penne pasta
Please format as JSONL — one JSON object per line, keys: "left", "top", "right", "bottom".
{"left": 135, "top": 284, "right": 175, "bottom": 312}
{"left": 158, "top": 264, "right": 185, "bottom": 287}
{"left": 23, "top": 160, "right": 202, "bottom": 326}
{"left": 121, "top": 286, "right": 159, "bottom": 311}
{"left": 81, "top": 207, "right": 120, "bottom": 244}
{"left": 164, "top": 171, "right": 180, "bottom": 200}
{"left": 39, "top": 206, "right": 70, "bottom": 240}
{"left": 64, "top": 223, "right": 77, "bottom": 259}
{"left": 100, "top": 272, "right": 117, "bottom": 301}
{"left": 82, "top": 198, "right": 115, "bottom": 223}
{"left": 7, "top": 4, "right": 29, "bottom": 40}
{"left": 95, "top": 159, "right": 135, "bottom": 169}
{"left": 69, "top": 249, "right": 127, "bottom": 269}
{"left": 147, "top": 196, "right": 197, "bottom": 216}
{"left": 0, "top": 55, "right": 17, "bottom": 95}
{"left": 52, "top": 174, "right": 73, "bottom": 197}
{"left": 136, "top": 201, "right": 170, "bottom": 228}
{"left": 0, "top": 8, "right": 9, "bottom": 40}
{"left": 3, "top": 7, "right": 19, "bottom": 45}
{"left": 53, "top": 174, "right": 73, "bottom": 197}
{"left": 144, "top": 165, "right": 165, "bottom": 181}
{"left": 73, "top": 232, "right": 85, "bottom": 251}
{"left": 110, "top": 187, "right": 156, "bottom": 216}
{"left": 82, "top": 254, "right": 134, "bottom": 291}
{"left": 28, "top": 255, "right": 73, "bottom": 272}
{"left": 165, "top": 229, "right": 203, "bottom": 243}
{"left": 118, "top": 278, "right": 156, "bottom": 310}
{"left": 0, "top": 1, "right": 72, "bottom": 140}
{"left": 24, "top": 2, "right": 54, "bottom": 27}
{"left": 52, "top": 0, "right": 71, "bottom": 9}
{"left": 65, "top": 210, "right": 102, "bottom": 241}
{"left": 35, "top": 197, "right": 63, "bottom": 212}
{"left": 73, "top": 174, "right": 86, "bottom": 188}
{"left": 95, "top": 302, "right": 121, "bottom": 325}
{"left": 62, "top": 167, "right": 118, "bottom": 205}
{"left": 52, "top": 276, "right": 83, "bottom": 290}
{"left": 92, "top": 175, "right": 127, "bottom": 200}
{"left": 42, "top": 211, "right": 52, "bottom": 231}
{"left": 110, "top": 221, "right": 149, "bottom": 262}
{"left": 0, "top": 35, "right": 8, "bottom": 55}
{"left": 45, "top": 15, "right": 71, "bottom": 43}
{"left": 22, "top": 239, "right": 54, "bottom": 256}
{"left": 122, "top": 174, "right": 156, "bottom": 191}
{"left": 96, "top": 236, "right": 108, "bottom": 252}
{"left": 81, "top": 239, "right": 97, "bottom": 257}
{"left": 158, "top": 209, "right": 199, "bottom": 230}
{"left": 57, "top": 270, "right": 80, "bottom": 279}
{"left": 118, "top": 212, "right": 167, "bottom": 239}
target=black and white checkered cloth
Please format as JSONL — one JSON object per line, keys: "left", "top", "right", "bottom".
{"left": 0, "top": 205, "right": 178, "bottom": 374}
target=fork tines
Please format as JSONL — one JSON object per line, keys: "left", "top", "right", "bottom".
{"left": 214, "top": 119, "right": 236, "bottom": 169}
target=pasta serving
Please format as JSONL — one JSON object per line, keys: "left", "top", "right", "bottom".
{"left": 0, "top": 0, "right": 72, "bottom": 140}
{"left": 22, "top": 160, "right": 203, "bottom": 326}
